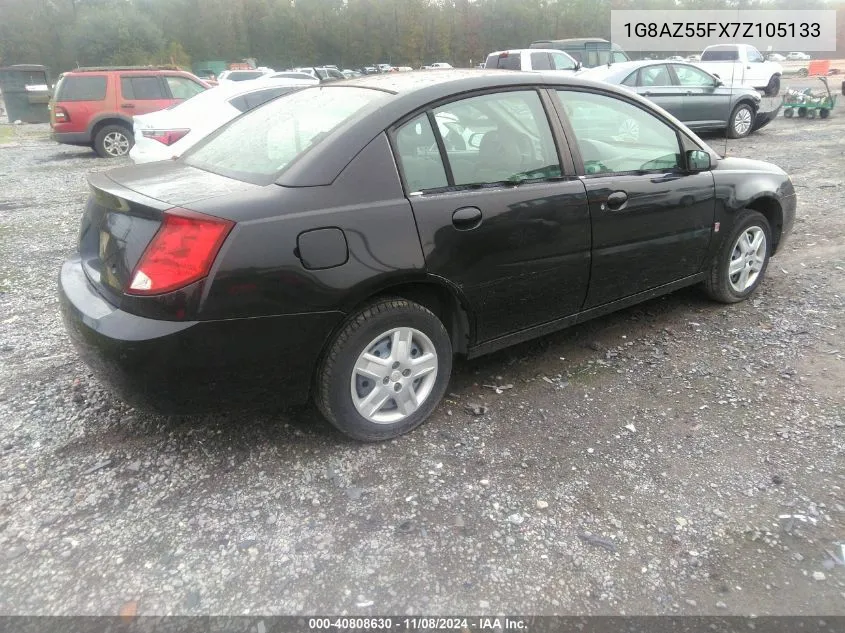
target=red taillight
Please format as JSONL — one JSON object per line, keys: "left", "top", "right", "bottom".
{"left": 127, "top": 209, "right": 234, "bottom": 296}
{"left": 141, "top": 129, "right": 190, "bottom": 146}
{"left": 54, "top": 106, "right": 69, "bottom": 122}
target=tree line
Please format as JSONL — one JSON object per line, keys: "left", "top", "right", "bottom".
{"left": 0, "top": 0, "right": 842, "bottom": 75}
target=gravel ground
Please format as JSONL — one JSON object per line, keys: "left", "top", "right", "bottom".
{"left": 0, "top": 97, "right": 843, "bottom": 617}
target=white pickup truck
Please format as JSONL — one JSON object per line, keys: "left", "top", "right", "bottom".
{"left": 696, "top": 44, "right": 783, "bottom": 96}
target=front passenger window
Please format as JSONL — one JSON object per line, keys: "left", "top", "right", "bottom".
{"left": 557, "top": 90, "right": 681, "bottom": 174}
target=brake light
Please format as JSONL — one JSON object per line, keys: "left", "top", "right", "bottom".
{"left": 127, "top": 209, "right": 234, "bottom": 295}
{"left": 141, "top": 129, "right": 190, "bottom": 146}
{"left": 54, "top": 106, "right": 69, "bottom": 122}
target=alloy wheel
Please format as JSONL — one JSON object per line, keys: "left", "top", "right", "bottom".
{"left": 728, "top": 226, "right": 767, "bottom": 293}
{"left": 103, "top": 131, "right": 130, "bottom": 157}
{"left": 733, "top": 107, "right": 752, "bottom": 136}
{"left": 350, "top": 327, "right": 438, "bottom": 424}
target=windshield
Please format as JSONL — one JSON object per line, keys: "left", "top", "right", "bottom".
{"left": 183, "top": 86, "right": 387, "bottom": 184}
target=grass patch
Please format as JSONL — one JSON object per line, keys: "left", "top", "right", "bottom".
{"left": 0, "top": 126, "right": 14, "bottom": 144}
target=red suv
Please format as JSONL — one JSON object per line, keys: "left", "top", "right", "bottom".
{"left": 50, "top": 67, "right": 209, "bottom": 158}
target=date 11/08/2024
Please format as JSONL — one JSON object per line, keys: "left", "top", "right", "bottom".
{"left": 308, "top": 617, "right": 529, "bottom": 630}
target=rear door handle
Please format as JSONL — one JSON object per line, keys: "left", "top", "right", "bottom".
{"left": 452, "top": 206, "right": 482, "bottom": 230}
{"left": 603, "top": 191, "right": 629, "bottom": 211}
{"left": 121, "top": 103, "right": 135, "bottom": 109}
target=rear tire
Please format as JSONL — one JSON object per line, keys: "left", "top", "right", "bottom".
{"left": 727, "top": 103, "right": 755, "bottom": 138}
{"left": 315, "top": 298, "right": 452, "bottom": 441}
{"left": 764, "top": 75, "right": 781, "bottom": 97}
{"left": 94, "top": 124, "right": 133, "bottom": 158}
{"left": 820, "top": 108, "right": 830, "bottom": 119}
{"left": 703, "top": 210, "right": 772, "bottom": 304}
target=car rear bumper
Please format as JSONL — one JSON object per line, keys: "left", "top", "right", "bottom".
{"left": 51, "top": 131, "right": 91, "bottom": 145}
{"left": 59, "top": 255, "right": 344, "bottom": 414}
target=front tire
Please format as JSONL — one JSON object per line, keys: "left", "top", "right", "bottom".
{"left": 727, "top": 103, "right": 755, "bottom": 138}
{"left": 703, "top": 210, "right": 772, "bottom": 304}
{"left": 94, "top": 124, "right": 133, "bottom": 158}
{"left": 315, "top": 298, "right": 452, "bottom": 441}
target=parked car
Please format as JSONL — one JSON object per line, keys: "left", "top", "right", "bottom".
{"left": 767, "top": 53, "right": 786, "bottom": 62}
{"left": 786, "top": 52, "right": 811, "bottom": 61}
{"left": 49, "top": 66, "right": 209, "bottom": 158}
{"left": 424, "top": 62, "right": 453, "bottom": 69}
{"left": 217, "top": 69, "right": 274, "bottom": 82}
{"left": 697, "top": 44, "right": 782, "bottom": 96}
{"left": 686, "top": 55, "right": 702, "bottom": 62}
{"left": 529, "top": 38, "right": 630, "bottom": 68}
{"left": 129, "top": 78, "right": 312, "bottom": 164}
{"left": 666, "top": 55, "right": 685, "bottom": 62}
{"left": 578, "top": 61, "right": 777, "bottom": 138}
{"left": 59, "top": 71, "right": 795, "bottom": 441}
{"left": 484, "top": 49, "right": 580, "bottom": 73}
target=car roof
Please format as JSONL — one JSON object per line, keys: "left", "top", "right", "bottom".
{"left": 487, "top": 49, "right": 571, "bottom": 56}
{"left": 276, "top": 69, "right": 714, "bottom": 187}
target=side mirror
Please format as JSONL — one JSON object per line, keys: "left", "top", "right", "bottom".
{"left": 686, "top": 149, "right": 711, "bottom": 172}
{"left": 714, "top": 79, "right": 723, "bottom": 87}
{"left": 574, "top": 62, "right": 582, "bottom": 72}
{"left": 468, "top": 132, "right": 483, "bottom": 149}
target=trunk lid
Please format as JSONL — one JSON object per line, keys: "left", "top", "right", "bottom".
{"left": 80, "top": 163, "right": 258, "bottom": 302}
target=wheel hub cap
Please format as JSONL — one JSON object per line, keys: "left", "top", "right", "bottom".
{"left": 351, "top": 327, "right": 438, "bottom": 424}
{"left": 728, "top": 226, "right": 767, "bottom": 293}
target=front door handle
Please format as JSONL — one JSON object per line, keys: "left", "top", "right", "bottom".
{"left": 604, "top": 191, "right": 629, "bottom": 211}
{"left": 121, "top": 103, "right": 135, "bottom": 109}
{"left": 452, "top": 206, "right": 482, "bottom": 230}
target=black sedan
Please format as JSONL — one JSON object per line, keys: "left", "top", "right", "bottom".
{"left": 59, "top": 70, "right": 796, "bottom": 441}
{"left": 577, "top": 61, "right": 780, "bottom": 138}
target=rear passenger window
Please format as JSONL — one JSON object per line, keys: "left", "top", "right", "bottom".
{"left": 56, "top": 76, "right": 106, "bottom": 101}
{"left": 120, "top": 77, "right": 166, "bottom": 100}
{"left": 433, "top": 90, "right": 561, "bottom": 186}
{"left": 394, "top": 114, "right": 449, "bottom": 193}
{"left": 530, "top": 52, "right": 552, "bottom": 70}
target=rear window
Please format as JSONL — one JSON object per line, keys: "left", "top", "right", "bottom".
{"left": 228, "top": 87, "right": 300, "bottom": 113}
{"left": 183, "top": 86, "right": 386, "bottom": 184}
{"left": 701, "top": 47, "right": 739, "bottom": 61}
{"left": 55, "top": 75, "right": 107, "bottom": 102}
{"left": 226, "top": 71, "right": 265, "bottom": 81}
{"left": 487, "top": 53, "right": 521, "bottom": 70}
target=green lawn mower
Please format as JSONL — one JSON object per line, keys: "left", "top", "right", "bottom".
{"left": 782, "top": 77, "right": 837, "bottom": 119}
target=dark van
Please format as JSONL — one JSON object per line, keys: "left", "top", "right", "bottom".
{"left": 529, "top": 38, "right": 630, "bottom": 68}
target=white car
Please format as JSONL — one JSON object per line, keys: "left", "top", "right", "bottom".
{"left": 767, "top": 53, "right": 786, "bottom": 62}
{"left": 666, "top": 55, "right": 685, "bottom": 62}
{"left": 424, "top": 62, "right": 453, "bottom": 70}
{"left": 129, "top": 79, "right": 313, "bottom": 164}
{"left": 217, "top": 69, "right": 275, "bottom": 83}
{"left": 786, "top": 52, "right": 811, "bottom": 61}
